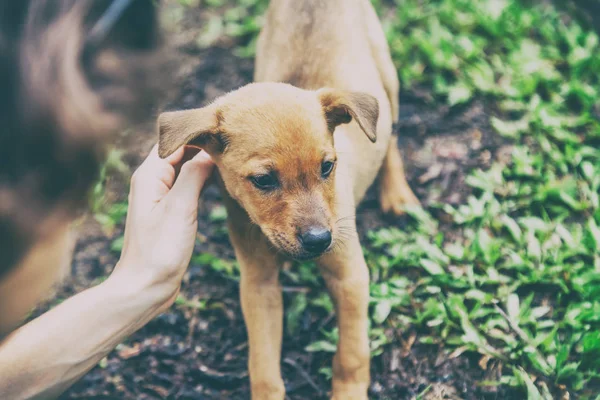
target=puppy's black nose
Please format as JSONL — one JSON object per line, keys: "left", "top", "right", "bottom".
{"left": 299, "top": 227, "right": 332, "bottom": 254}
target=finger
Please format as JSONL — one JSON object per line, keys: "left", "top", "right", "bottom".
{"left": 181, "top": 146, "right": 202, "bottom": 164}
{"left": 137, "top": 145, "right": 183, "bottom": 175}
{"left": 173, "top": 146, "right": 202, "bottom": 177}
{"left": 164, "top": 145, "right": 188, "bottom": 166}
{"left": 133, "top": 144, "right": 183, "bottom": 191}
{"left": 167, "top": 151, "right": 214, "bottom": 207}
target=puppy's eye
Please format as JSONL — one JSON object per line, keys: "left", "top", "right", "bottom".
{"left": 250, "top": 174, "right": 278, "bottom": 191}
{"left": 321, "top": 161, "right": 335, "bottom": 178}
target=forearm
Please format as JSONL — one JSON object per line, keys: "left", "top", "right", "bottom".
{"left": 0, "top": 271, "right": 167, "bottom": 400}
{"left": 0, "top": 145, "right": 211, "bottom": 399}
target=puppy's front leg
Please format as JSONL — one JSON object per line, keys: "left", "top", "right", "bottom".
{"left": 318, "top": 233, "right": 370, "bottom": 400}
{"left": 228, "top": 225, "right": 285, "bottom": 400}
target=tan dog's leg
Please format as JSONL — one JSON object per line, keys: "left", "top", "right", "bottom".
{"left": 379, "top": 135, "right": 420, "bottom": 215}
{"left": 363, "top": 1, "right": 420, "bottom": 214}
{"left": 317, "top": 233, "right": 370, "bottom": 400}
{"left": 228, "top": 219, "right": 285, "bottom": 399}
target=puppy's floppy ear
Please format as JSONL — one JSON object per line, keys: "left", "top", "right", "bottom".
{"left": 317, "top": 88, "right": 379, "bottom": 143}
{"left": 157, "top": 104, "right": 222, "bottom": 158}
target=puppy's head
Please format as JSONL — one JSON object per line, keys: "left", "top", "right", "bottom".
{"left": 158, "top": 83, "right": 378, "bottom": 260}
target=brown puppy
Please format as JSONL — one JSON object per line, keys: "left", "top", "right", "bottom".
{"left": 158, "top": 0, "right": 418, "bottom": 399}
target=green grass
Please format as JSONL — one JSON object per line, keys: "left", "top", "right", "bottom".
{"left": 191, "top": 0, "right": 600, "bottom": 397}
{"left": 377, "top": 1, "right": 599, "bottom": 397}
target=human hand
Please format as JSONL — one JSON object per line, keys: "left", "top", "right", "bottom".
{"left": 111, "top": 144, "right": 214, "bottom": 310}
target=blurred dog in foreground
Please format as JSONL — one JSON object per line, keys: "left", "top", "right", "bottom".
{"left": 158, "top": 0, "right": 419, "bottom": 398}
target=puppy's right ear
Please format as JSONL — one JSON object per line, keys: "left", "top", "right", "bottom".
{"left": 317, "top": 88, "right": 379, "bottom": 143}
{"left": 157, "top": 105, "right": 221, "bottom": 158}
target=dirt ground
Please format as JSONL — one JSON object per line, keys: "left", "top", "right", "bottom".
{"left": 38, "top": 3, "right": 518, "bottom": 400}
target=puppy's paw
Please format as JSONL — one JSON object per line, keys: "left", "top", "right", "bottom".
{"left": 332, "top": 395, "right": 368, "bottom": 400}
{"left": 251, "top": 380, "right": 285, "bottom": 400}
{"left": 331, "top": 382, "right": 369, "bottom": 400}
{"left": 379, "top": 181, "right": 420, "bottom": 216}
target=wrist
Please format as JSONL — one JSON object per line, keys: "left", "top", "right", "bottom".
{"left": 105, "top": 261, "right": 177, "bottom": 317}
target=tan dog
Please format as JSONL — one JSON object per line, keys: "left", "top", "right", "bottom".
{"left": 158, "top": 0, "right": 418, "bottom": 398}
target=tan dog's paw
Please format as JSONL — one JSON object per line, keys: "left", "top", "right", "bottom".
{"left": 331, "top": 381, "right": 369, "bottom": 400}
{"left": 331, "top": 393, "right": 369, "bottom": 400}
{"left": 379, "top": 180, "right": 420, "bottom": 216}
{"left": 379, "top": 138, "right": 420, "bottom": 216}
{"left": 251, "top": 380, "right": 285, "bottom": 400}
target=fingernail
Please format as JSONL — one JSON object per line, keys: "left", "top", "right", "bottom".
{"left": 195, "top": 151, "right": 213, "bottom": 162}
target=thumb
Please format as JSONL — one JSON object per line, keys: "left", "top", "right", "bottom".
{"left": 167, "top": 151, "right": 214, "bottom": 206}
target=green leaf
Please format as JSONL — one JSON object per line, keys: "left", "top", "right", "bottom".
{"left": 507, "top": 294, "right": 520, "bottom": 322}
{"left": 373, "top": 299, "right": 393, "bottom": 324}
{"left": 491, "top": 116, "right": 530, "bottom": 138}
{"left": 500, "top": 215, "right": 523, "bottom": 243}
{"left": 306, "top": 340, "right": 337, "bottom": 353}
{"left": 209, "top": 205, "right": 228, "bottom": 222}
{"left": 447, "top": 82, "right": 473, "bottom": 106}
{"left": 110, "top": 235, "right": 124, "bottom": 253}
{"left": 513, "top": 367, "right": 545, "bottom": 400}
{"left": 286, "top": 293, "right": 307, "bottom": 335}
{"left": 584, "top": 218, "right": 600, "bottom": 253}
{"left": 421, "top": 259, "right": 445, "bottom": 276}
{"left": 467, "top": 61, "right": 496, "bottom": 92}
{"left": 197, "top": 16, "right": 224, "bottom": 49}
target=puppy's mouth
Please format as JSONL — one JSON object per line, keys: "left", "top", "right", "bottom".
{"left": 290, "top": 248, "right": 332, "bottom": 261}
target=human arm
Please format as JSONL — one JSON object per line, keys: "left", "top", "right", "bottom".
{"left": 0, "top": 145, "right": 213, "bottom": 399}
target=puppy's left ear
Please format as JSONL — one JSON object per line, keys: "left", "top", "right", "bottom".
{"left": 157, "top": 104, "right": 221, "bottom": 158}
{"left": 317, "top": 89, "right": 379, "bottom": 143}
